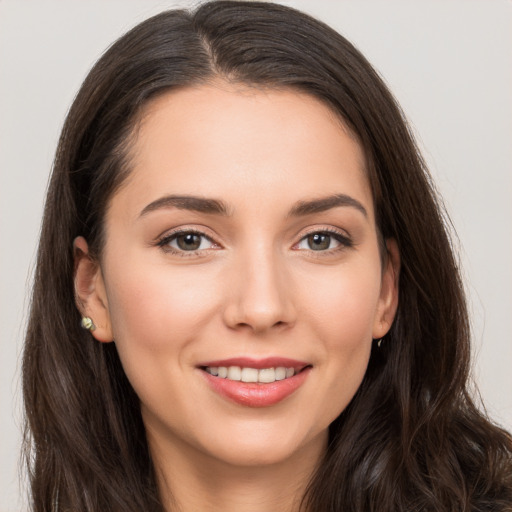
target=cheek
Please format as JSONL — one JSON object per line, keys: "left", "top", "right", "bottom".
{"left": 303, "top": 261, "right": 382, "bottom": 345}
{"left": 102, "top": 257, "right": 223, "bottom": 415}
{"left": 102, "top": 254, "right": 224, "bottom": 406}
{"left": 300, "top": 261, "right": 381, "bottom": 412}
{"left": 105, "top": 261, "right": 220, "bottom": 349}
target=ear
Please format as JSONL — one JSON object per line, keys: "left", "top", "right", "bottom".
{"left": 372, "top": 238, "right": 400, "bottom": 339}
{"left": 73, "top": 236, "right": 114, "bottom": 343}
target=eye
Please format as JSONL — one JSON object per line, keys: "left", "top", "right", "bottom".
{"left": 295, "top": 229, "right": 352, "bottom": 252}
{"left": 157, "top": 229, "right": 218, "bottom": 256}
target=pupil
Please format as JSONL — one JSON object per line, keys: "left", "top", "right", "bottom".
{"left": 178, "top": 234, "right": 201, "bottom": 251}
{"left": 309, "top": 233, "right": 330, "bottom": 251}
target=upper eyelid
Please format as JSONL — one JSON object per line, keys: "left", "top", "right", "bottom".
{"left": 290, "top": 225, "right": 353, "bottom": 248}
{"left": 157, "top": 226, "right": 217, "bottom": 242}
{"left": 299, "top": 226, "right": 350, "bottom": 239}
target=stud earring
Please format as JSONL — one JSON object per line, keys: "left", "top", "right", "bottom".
{"left": 81, "top": 316, "right": 96, "bottom": 331}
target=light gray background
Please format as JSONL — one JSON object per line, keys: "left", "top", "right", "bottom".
{"left": 1, "top": 1, "right": 511, "bottom": 510}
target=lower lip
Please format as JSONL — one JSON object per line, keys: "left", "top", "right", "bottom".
{"left": 201, "top": 367, "right": 311, "bottom": 408}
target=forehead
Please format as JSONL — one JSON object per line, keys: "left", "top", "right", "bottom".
{"left": 114, "top": 83, "right": 373, "bottom": 222}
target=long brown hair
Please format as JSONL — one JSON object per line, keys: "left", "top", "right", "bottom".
{"left": 22, "top": 2, "right": 512, "bottom": 511}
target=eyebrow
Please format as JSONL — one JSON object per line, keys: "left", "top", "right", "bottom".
{"left": 287, "top": 193, "right": 367, "bottom": 219}
{"left": 140, "top": 195, "right": 231, "bottom": 217}
{"left": 139, "top": 193, "right": 367, "bottom": 219}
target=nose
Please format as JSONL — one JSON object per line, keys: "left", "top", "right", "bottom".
{"left": 222, "top": 243, "right": 296, "bottom": 334}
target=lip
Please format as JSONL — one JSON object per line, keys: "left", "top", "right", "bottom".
{"left": 197, "top": 357, "right": 312, "bottom": 408}
{"left": 197, "top": 356, "right": 310, "bottom": 372}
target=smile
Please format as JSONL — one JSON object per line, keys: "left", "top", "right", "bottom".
{"left": 204, "top": 366, "right": 296, "bottom": 383}
{"left": 198, "top": 357, "right": 312, "bottom": 407}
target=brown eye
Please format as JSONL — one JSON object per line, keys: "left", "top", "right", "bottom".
{"left": 295, "top": 229, "right": 353, "bottom": 253}
{"left": 306, "top": 233, "right": 332, "bottom": 251}
{"left": 175, "top": 233, "right": 203, "bottom": 251}
{"left": 158, "top": 230, "right": 217, "bottom": 255}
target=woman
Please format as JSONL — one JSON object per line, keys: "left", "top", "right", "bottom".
{"left": 22, "top": 1, "right": 512, "bottom": 511}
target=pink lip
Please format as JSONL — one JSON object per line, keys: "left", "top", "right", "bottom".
{"left": 197, "top": 357, "right": 312, "bottom": 408}
{"left": 197, "top": 356, "right": 310, "bottom": 371}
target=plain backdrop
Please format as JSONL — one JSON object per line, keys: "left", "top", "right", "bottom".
{"left": 1, "top": 1, "right": 511, "bottom": 510}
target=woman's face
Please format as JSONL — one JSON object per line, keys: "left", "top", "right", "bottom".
{"left": 77, "top": 84, "right": 399, "bottom": 470}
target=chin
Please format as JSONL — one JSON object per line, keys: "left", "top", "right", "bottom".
{"left": 197, "top": 421, "right": 327, "bottom": 469}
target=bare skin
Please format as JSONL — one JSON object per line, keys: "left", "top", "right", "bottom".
{"left": 74, "top": 83, "right": 399, "bottom": 511}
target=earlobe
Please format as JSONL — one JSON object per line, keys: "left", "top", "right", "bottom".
{"left": 372, "top": 238, "right": 400, "bottom": 339}
{"left": 73, "top": 236, "right": 114, "bottom": 343}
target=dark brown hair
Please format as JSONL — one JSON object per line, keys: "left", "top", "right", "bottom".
{"left": 22, "top": 2, "right": 512, "bottom": 511}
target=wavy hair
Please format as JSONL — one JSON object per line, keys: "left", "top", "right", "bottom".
{"left": 22, "top": 1, "right": 512, "bottom": 511}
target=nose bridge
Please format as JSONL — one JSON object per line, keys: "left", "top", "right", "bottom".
{"left": 223, "top": 236, "right": 295, "bottom": 333}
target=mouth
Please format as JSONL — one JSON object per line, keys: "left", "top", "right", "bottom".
{"left": 201, "top": 365, "right": 308, "bottom": 383}
{"left": 197, "top": 357, "right": 312, "bottom": 407}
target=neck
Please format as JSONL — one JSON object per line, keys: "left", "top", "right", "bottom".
{"left": 147, "top": 427, "right": 326, "bottom": 512}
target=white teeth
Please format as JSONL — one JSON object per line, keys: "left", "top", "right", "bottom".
{"left": 258, "top": 368, "right": 276, "bottom": 383}
{"left": 241, "top": 367, "right": 258, "bottom": 382}
{"left": 275, "top": 367, "right": 286, "bottom": 381}
{"left": 227, "top": 366, "right": 241, "bottom": 380}
{"left": 205, "top": 365, "right": 297, "bottom": 383}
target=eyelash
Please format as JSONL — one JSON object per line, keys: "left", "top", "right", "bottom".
{"left": 156, "top": 227, "right": 353, "bottom": 258}
{"left": 296, "top": 227, "right": 354, "bottom": 257}
{"left": 156, "top": 229, "right": 218, "bottom": 258}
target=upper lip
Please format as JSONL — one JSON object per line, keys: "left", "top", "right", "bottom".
{"left": 197, "top": 357, "right": 311, "bottom": 372}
